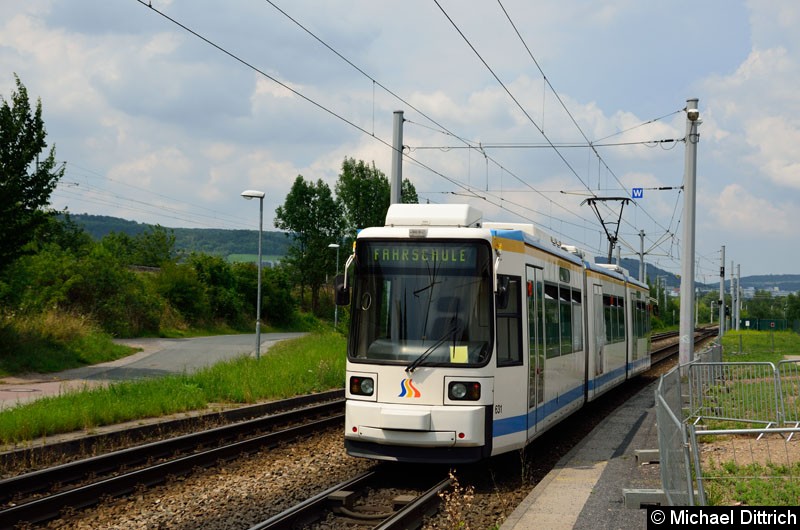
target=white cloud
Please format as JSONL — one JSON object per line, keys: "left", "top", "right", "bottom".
{"left": 4, "top": 0, "right": 800, "bottom": 273}
{"left": 705, "top": 184, "right": 793, "bottom": 236}
{"left": 745, "top": 116, "right": 800, "bottom": 189}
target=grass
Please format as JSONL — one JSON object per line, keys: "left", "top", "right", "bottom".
{"left": 721, "top": 329, "right": 799, "bottom": 363}
{"left": 703, "top": 460, "right": 800, "bottom": 506}
{"left": 0, "top": 331, "right": 346, "bottom": 445}
{"left": 0, "top": 311, "right": 135, "bottom": 376}
{"left": 697, "top": 328, "right": 800, "bottom": 506}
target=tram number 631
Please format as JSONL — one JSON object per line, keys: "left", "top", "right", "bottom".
{"left": 494, "top": 404, "right": 503, "bottom": 415}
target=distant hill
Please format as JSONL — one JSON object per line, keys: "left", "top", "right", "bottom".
{"left": 739, "top": 274, "right": 800, "bottom": 293}
{"left": 66, "top": 214, "right": 292, "bottom": 259}
{"left": 598, "top": 257, "right": 800, "bottom": 294}
{"left": 64, "top": 215, "right": 800, "bottom": 290}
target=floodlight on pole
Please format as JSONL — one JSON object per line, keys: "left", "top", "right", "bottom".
{"left": 328, "top": 243, "right": 340, "bottom": 329}
{"left": 241, "top": 189, "right": 265, "bottom": 359}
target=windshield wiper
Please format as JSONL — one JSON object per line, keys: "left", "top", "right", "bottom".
{"left": 405, "top": 320, "right": 460, "bottom": 374}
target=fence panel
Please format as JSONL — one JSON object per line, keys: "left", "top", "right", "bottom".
{"left": 778, "top": 360, "right": 800, "bottom": 427}
{"left": 690, "top": 426, "right": 800, "bottom": 506}
{"left": 655, "top": 369, "right": 695, "bottom": 506}
{"left": 687, "top": 362, "right": 780, "bottom": 427}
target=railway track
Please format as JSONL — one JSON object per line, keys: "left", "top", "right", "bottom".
{"left": 650, "top": 325, "right": 718, "bottom": 365}
{"left": 249, "top": 465, "right": 452, "bottom": 530}
{"left": 0, "top": 395, "right": 345, "bottom": 529}
{"left": 0, "top": 329, "right": 714, "bottom": 529}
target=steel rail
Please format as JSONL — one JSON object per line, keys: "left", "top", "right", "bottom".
{"left": 248, "top": 469, "right": 380, "bottom": 529}
{"left": 376, "top": 476, "right": 452, "bottom": 530}
{"left": 0, "top": 414, "right": 343, "bottom": 528}
{"left": 0, "top": 399, "right": 343, "bottom": 504}
{"left": 0, "top": 389, "right": 343, "bottom": 470}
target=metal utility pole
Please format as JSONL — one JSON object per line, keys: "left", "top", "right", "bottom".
{"left": 679, "top": 98, "right": 700, "bottom": 366}
{"left": 736, "top": 264, "right": 741, "bottom": 330}
{"left": 639, "top": 230, "right": 646, "bottom": 283}
{"left": 390, "top": 110, "right": 404, "bottom": 205}
{"left": 730, "top": 260, "right": 735, "bottom": 332}
{"left": 719, "top": 245, "right": 726, "bottom": 337}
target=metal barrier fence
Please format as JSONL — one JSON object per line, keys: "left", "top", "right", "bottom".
{"left": 689, "top": 425, "right": 800, "bottom": 506}
{"left": 687, "top": 362, "right": 781, "bottom": 427}
{"left": 655, "top": 367, "right": 694, "bottom": 506}
{"left": 687, "top": 359, "right": 800, "bottom": 428}
{"left": 653, "top": 340, "right": 721, "bottom": 506}
{"left": 654, "top": 341, "right": 800, "bottom": 505}
{"left": 778, "top": 360, "right": 800, "bottom": 427}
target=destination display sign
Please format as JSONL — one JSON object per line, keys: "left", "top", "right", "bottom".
{"left": 361, "top": 242, "right": 484, "bottom": 270}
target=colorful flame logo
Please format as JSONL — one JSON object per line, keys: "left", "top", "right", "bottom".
{"left": 398, "top": 378, "right": 421, "bottom": 398}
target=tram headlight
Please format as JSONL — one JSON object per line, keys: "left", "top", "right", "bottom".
{"left": 448, "top": 381, "right": 481, "bottom": 401}
{"left": 350, "top": 376, "right": 374, "bottom": 396}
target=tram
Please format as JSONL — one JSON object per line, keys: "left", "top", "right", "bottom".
{"left": 335, "top": 203, "right": 651, "bottom": 463}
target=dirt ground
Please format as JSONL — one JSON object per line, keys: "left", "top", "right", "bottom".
{"left": 699, "top": 432, "right": 800, "bottom": 469}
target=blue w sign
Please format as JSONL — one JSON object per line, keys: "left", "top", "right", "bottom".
{"left": 632, "top": 188, "right": 644, "bottom": 199}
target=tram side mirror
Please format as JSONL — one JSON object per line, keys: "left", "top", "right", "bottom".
{"left": 334, "top": 274, "right": 350, "bottom": 306}
{"left": 496, "top": 275, "right": 510, "bottom": 310}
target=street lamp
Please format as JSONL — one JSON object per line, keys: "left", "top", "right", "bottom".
{"left": 241, "top": 189, "right": 265, "bottom": 359}
{"left": 328, "top": 243, "right": 340, "bottom": 329}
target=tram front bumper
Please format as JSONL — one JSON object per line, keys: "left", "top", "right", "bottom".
{"left": 345, "top": 400, "right": 486, "bottom": 447}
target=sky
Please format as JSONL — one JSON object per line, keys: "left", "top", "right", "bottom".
{"left": 1, "top": 0, "right": 798, "bottom": 280}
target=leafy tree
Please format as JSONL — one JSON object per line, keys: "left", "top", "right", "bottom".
{"left": 151, "top": 262, "right": 210, "bottom": 324}
{"left": 402, "top": 177, "right": 419, "bottom": 204}
{"left": 275, "top": 176, "right": 342, "bottom": 314}
{"left": 786, "top": 293, "right": 800, "bottom": 323}
{"left": 233, "top": 262, "right": 297, "bottom": 327}
{"left": 0, "top": 74, "right": 65, "bottom": 271}
{"left": 133, "top": 224, "right": 176, "bottom": 267}
{"left": 99, "top": 225, "right": 176, "bottom": 267}
{"left": 3, "top": 243, "right": 161, "bottom": 336}
{"left": 30, "top": 212, "right": 93, "bottom": 254}
{"left": 335, "top": 157, "right": 418, "bottom": 238}
{"left": 187, "top": 253, "right": 245, "bottom": 322}
{"left": 335, "top": 158, "right": 390, "bottom": 237}
{"left": 100, "top": 232, "right": 137, "bottom": 265}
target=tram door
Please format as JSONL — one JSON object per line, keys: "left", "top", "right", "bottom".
{"left": 593, "top": 284, "right": 605, "bottom": 376}
{"left": 526, "top": 265, "right": 545, "bottom": 438}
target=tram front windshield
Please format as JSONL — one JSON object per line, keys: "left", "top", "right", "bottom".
{"left": 348, "top": 240, "right": 493, "bottom": 367}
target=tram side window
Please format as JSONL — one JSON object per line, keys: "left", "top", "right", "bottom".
{"left": 559, "top": 285, "right": 572, "bottom": 355}
{"left": 572, "top": 289, "right": 583, "bottom": 352}
{"left": 496, "top": 275, "right": 522, "bottom": 366}
{"left": 603, "top": 294, "right": 625, "bottom": 344}
{"left": 544, "top": 283, "right": 560, "bottom": 359}
{"left": 635, "top": 300, "right": 649, "bottom": 338}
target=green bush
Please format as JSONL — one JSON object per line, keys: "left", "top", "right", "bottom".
{"left": 151, "top": 262, "right": 211, "bottom": 323}
{"left": 1, "top": 244, "right": 161, "bottom": 337}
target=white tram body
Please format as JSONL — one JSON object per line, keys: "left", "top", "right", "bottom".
{"left": 340, "top": 204, "right": 651, "bottom": 463}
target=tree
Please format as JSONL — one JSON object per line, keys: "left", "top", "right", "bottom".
{"left": 274, "top": 175, "right": 342, "bottom": 314}
{"left": 134, "top": 225, "right": 176, "bottom": 267}
{"left": 0, "top": 74, "right": 65, "bottom": 271}
{"left": 335, "top": 157, "right": 418, "bottom": 238}
{"left": 402, "top": 177, "right": 419, "bottom": 204}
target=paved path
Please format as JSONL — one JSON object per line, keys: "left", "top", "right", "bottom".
{"left": 0, "top": 333, "right": 306, "bottom": 409}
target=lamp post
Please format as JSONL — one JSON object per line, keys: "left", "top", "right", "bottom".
{"left": 328, "top": 243, "right": 340, "bottom": 329}
{"left": 241, "top": 189, "right": 265, "bottom": 359}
